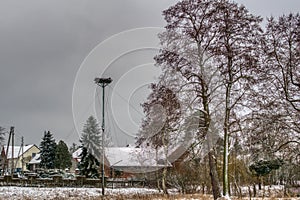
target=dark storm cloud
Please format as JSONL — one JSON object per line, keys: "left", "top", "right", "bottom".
{"left": 0, "top": 0, "right": 177, "bottom": 145}
{"left": 0, "top": 0, "right": 299, "bottom": 146}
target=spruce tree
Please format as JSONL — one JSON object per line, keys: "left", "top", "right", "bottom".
{"left": 54, "top": 140, "right": 72, "bottom": 170}
{"left": 40, "top": 131, "right": 56, "bottom": 169}
{"left": 78, "top": 116, "right": 102, "bottom": 178}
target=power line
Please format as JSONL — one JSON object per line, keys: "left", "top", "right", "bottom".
{"left": 108, "top": 85, "right": 144, "bottom": 118}
{"left": 63, "top": 93, "right": 97, "bottom": 143}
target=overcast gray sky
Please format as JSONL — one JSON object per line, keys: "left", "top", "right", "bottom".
{"left": 1, "top": 0, "right": 299, "bottom": 147}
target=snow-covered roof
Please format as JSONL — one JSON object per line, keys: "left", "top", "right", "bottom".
{"left": 72, "top": 148, "right": 82, "bottom": 158}
{"left": 28, "top": 153, "right": 40, "bottom": 164}
{"left": 106, "top": 147, "right": 156, "bottom": 167}
{"left": 72, "top": 148, "right": 82, "bottom": 162}
{"left": 72, "top": 147, "right": 168, "bottom": 168}
{"left": 3, "top": 145, "right": 38, "bottom": 159}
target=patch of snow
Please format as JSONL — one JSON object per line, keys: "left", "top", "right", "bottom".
{"left": 0, "top": 186, "right": 162, "bottom": 199}
{"left": 217, "top": 195, "right": 231, "bottom": 200}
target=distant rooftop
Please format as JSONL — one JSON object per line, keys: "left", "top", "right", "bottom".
{"left": 3, "top": 144, "right": 38, "bottom": 159}
{"left": 72, "top": 147, "right": 168, "bottom": 169}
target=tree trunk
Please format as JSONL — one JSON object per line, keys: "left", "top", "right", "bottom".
{"left": 208, "top": 150, "right": 221, "bottom": 199}
{"left": 162, "top": 167, "right": 168, "bottom": 194}
{"left": 258, "top": 176, "right": 262, "bottom": 190}
{"left": 162, "top": 129, "right": 168, "bottom": 194}
{"left": 155, "top": 148, "right": 161, "bottom": 192}
{"left": 234, "top": 180, "right": 241, "bottom": 198}
{"left": 223, "top": 126, "right": 229, "bottom": 196}
{"left": 223, "top": 72, "right": 232, "bottom": 197}
{"left": 248, "top": 185, "right": 252, "bottom": 199}
{"left": 156, "top": 172, "right": 161, "bottom": 192}
{"left": 199, "top": 54, "right": 221, "bottom": 199}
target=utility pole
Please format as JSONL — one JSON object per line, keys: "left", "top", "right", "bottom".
{"left": 94, "top": 77, "right": 112, "bottom": 196}
{"left": 21, "top": 137, "right": 24, "bottom": 173}
{"left": 11, "top": 127, "right": 14, "bottom": 177}
{"left": 15, "top": 137, "right": 24, "bottom": 174}
{"left": 2, "top": 127, "right": 13, "bottom": 176}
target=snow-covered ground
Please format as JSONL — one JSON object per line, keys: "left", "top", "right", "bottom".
{"left": 0, "top": 187, "right": 161, "bottom": 199}
{"left": 240, "top": 184, "right": 285, "bottom": 196}
{"left": 0, "top": 186, "right": 298, "bottom": 199}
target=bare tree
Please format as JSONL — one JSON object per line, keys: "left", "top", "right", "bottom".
{"left": 0, "top": 127, "right": 5, "bottom": 146}
{"left": 242, "top": 13, "right": 300, "bottom": 190}
{"left": 154, "top": 0, "right": 263, "bottom": 198}
{"left": 154, "top": 1, "right": 223, "bottom": 198}
{"left": 205, "top": 1, "right": 263, "bottom": 197}
{"left": 137, "top": 84, "right": 181, "bottom": 194}
{"left": 261, "top": 14, "right": 300, "bottom": 146}
{"left": 263, "top": 13, "right": 300, "bottom": 113}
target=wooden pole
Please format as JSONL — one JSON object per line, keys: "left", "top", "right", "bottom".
{"left": 21, "top": 137, "right": 24, "bottom": 173}
{"left": 11, "top": 127, "right": 14, "bottom": 177}
{"left": 2, "top": 127, "right": 13, "bottom": 176}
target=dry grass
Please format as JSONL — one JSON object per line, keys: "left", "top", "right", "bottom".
{"left": 61, "top": 194, "right": 300, "bottom": 200}
{"left": 62, "top": 194, "right": 213, "bottom": 200}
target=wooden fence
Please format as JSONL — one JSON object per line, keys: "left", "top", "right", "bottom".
{"left": 0, "top": 175, "right": 146, "bottom": 188}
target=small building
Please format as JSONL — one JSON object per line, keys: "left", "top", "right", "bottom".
{"left": 28, "top": 153, "right": 41, "bottom": 172}
{"left": 106, "top": 147, "right": 166, "bottom": 178}
{"left": 72, "top": 146, "right": 168, "bottom": 178}
{"left": 71, "top": 148, "right": 82, "bottom": 173}
{"left": 1, "top": 144, "right": 40, "bottom": 172}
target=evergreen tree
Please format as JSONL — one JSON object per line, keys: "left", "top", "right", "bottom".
{"left": 78, "top": 146, "right": 100, "bottom": 178}
{"left": 250, "top": 159, "right": 284, "bottom": 190}
{"left": 40, "top": 131, "right": 56, "bottom": 169}
{"left": 78, "top": 116, "right": 102, "bottom": 178}
{"left": 54, "top": 140, "right": 72, "bottom": 170}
